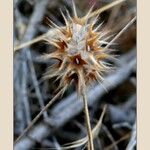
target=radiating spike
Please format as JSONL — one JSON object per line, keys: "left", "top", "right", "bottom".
{"left": 84, "top": 4, "right": 95, "bottom": 20}
{"left": 43, "top": 38, "right": 60, "bottom": 49}
{"left": 97, "top": 31, "right": 110, "bottom": 40}
{"left": 60, "top": 9, "right": 69, "bottom": 26}
{"left": 43, "top": 70, "right": 59, "bottom": 80}
{"left": 102, "top": 34, "right": 115, "bottom": 41}
{"left": 72, "top": 0, "right": 78, "bottom": 17}
{"left": 57, "top": 30, "right": 69, "bottom": 42}
{"left": 64, "top": 7, "right": 73, "bottom": 22}
{"left": 54, "top": 71, "right": 65, "bottom": 83}
{"left": 40, "top": 53, "right": 57, "bottom": 60}
{"left": 96, "top": 75, "right": 108, "bottom": 93}
{"left": 100, "top": 61, "right": 113, "bottom": 67}
{"left": 104, "top": 16, "right": 136, "bottom": 51}
{"left": 91, "top": 14, "right": 99, "bottom": 27}
{"left": 99, "top": 61, "right": 114, "bottom": 71}
{"left": 94, "top": 21, "right": 104, "bottom": 32}
{"left": 88, "top": 34, "right": 99, "bottom": 43}
{"left": 99, "top": 40, "right": 117, "bottom": 46}
{"left": 45, "top": 18, "right": 53, "bottom": 28}
{"left": 44, "top": 58, "right": 68, "bottom": 80}
{"left": 57, "top": 58, "right": 68, "bottom": 72}
{"left": 46, "top": 17, "right": 61, "bottom": 30}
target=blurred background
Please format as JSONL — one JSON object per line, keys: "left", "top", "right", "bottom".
{"left": 14, "top": 0, "right": 136, "bottom": 149}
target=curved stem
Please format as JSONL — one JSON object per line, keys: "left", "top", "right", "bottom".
{"left": 14, "top": 88, "right": 66, "bottom": 144}
{"left": 87, "top": 0, "right": 125, "bottom": 19}
{"left": 82, "top": 89, "right": 94, "bottom": 150}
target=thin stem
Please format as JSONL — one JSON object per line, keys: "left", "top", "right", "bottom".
{"left": 14, "top": 88, "right": 66, "bottom": 144}
{"left": 104, "top": 16, "right": 136, "bottom": 50}
{"left": 86, "top": 0, "right": 125, "bottom": 19}
{"left": 14, "top": 29, "right": 59, "bottom": 51}
{"left": 82, "top": 89, "right": 94, "bottom": 150}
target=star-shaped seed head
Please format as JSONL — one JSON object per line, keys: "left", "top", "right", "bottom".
{"left": 43, "top": 2, "right": 113, "bottom": 94}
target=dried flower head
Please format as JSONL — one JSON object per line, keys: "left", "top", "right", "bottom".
{"left": 44, "top": 2, "right": 113, "bottom": 94}
{"left": 14, "top": 1, "right": 136, "bottom": 148}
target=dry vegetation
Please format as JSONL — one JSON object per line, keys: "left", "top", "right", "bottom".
{"left": 14, "top": 0, "right": 136, "bottom": 150}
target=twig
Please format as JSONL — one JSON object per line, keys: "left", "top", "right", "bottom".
{"left": 87, "top": 0, "right": 126, "bottom": 19}
{"left": 104, "top": 133, "right": 130, "bottom": 150}
{"left": 126, "top": 122, "right": 136, "bottom": 150}
{"left": 14, "top": 87, "right": 66, "bottom": 144}
{"left": 22, "top": 60, "right": 31, "bottom": 124}
{"left": 14, "top": 28, "right": 59, "bottom": 51}
{"left": 102, "top": 125, "right": 119, "bottom": 150}
{"left": 14, "top": 56, "right": 26, "bottom": 134}
{"left": 27, "top": 52, "right": 48, "bottom": 118}
{"left": 104, "top": 16, "right": 136, "bottom": 50}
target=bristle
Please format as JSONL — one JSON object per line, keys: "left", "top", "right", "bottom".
{"left": 60, "top": 9, "right": 69, "bottom": 26}
{"left": 65, "top": 7, "right": 73, "bottom": 22}
{"left": 43, "top": 38, "right": 60, "bottom": 48}
{"left": 46, "top": 17, "right": 62, "bottom": 30}
{"left": 83, "top": 4, "right": 95, "bottom": 21}
{"left": 93, "top": 21, "right": 104, "bottom": 32}
{"left": 72, "top": 0, "right": 78, "bottom": 18}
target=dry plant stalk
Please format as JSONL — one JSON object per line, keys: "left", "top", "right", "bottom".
{"left": 15, "top": 0, "right": 136, "bottom": 149}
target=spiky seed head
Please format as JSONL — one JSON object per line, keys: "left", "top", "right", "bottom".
{"left": 44, "top": 3, "right": 113, "bottom": 94}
